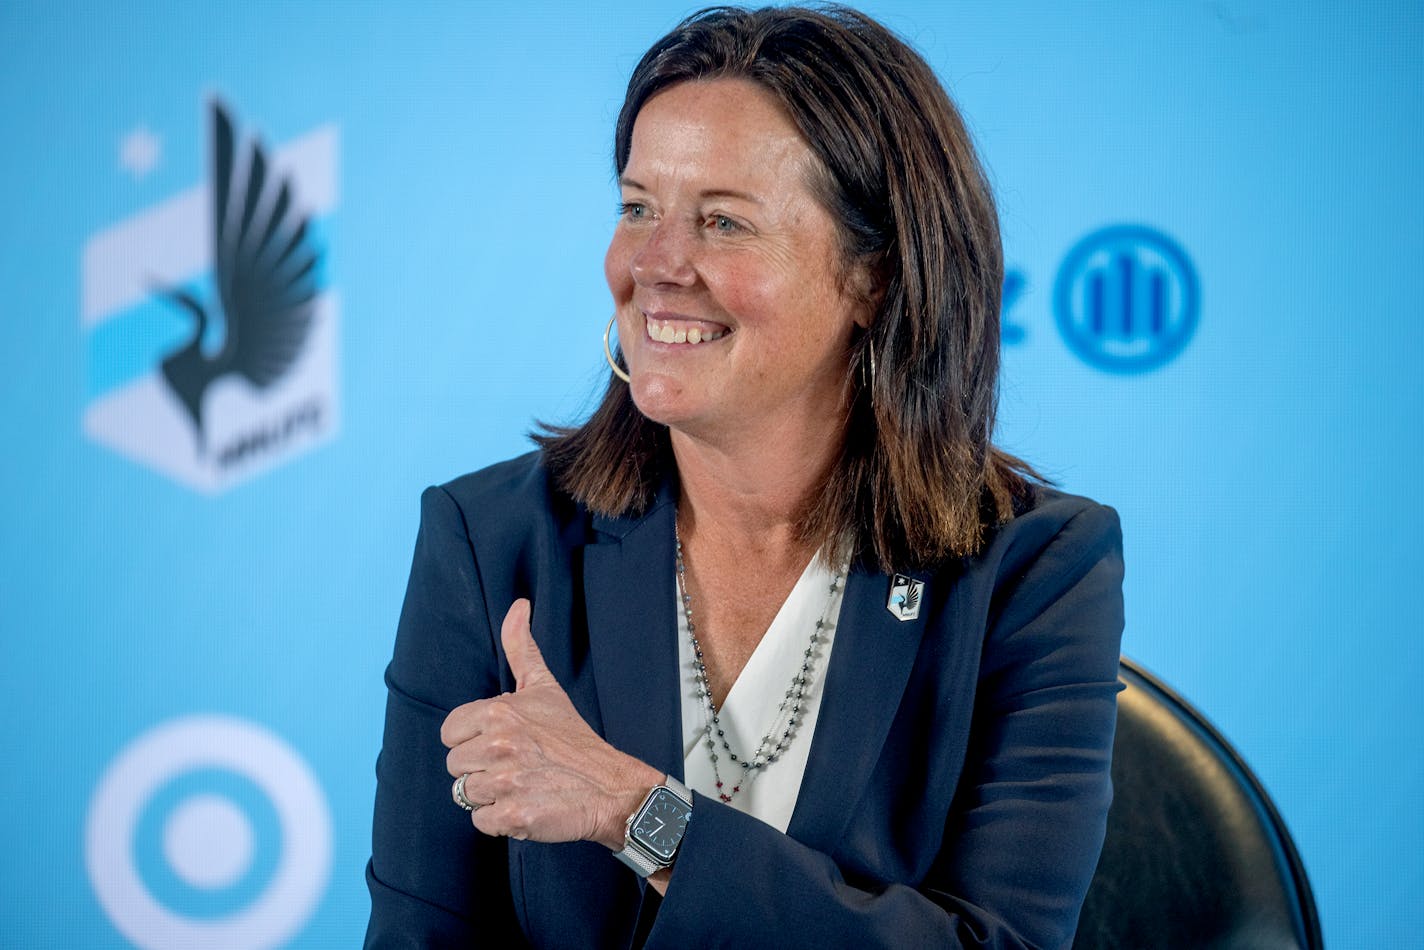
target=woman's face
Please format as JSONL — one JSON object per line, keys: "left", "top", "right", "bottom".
{"left": 604, "top": 78, "right": 873, "bottom": 444}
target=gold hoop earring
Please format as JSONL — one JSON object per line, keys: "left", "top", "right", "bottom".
{"left": 603, "top": 314, "right": 631, "bottom": 383}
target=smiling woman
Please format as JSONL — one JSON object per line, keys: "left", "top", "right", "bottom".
{"left": 366, "top": 6, "right": 1124, "bottom": 949}
{"left": 606, "top": 78, "right": 870, "bottom": 454}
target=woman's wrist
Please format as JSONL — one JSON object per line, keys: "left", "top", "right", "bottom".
{"left": 598, "top": 757, "right": 667, "bottom": 852}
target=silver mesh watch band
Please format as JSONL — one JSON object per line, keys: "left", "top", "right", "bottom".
{"left": 614, "top": 840, "right": 663, "bottom": 877}
{"left": 662, "top": 776, "right": 691, "bottom": 802}
{"left": 614, "top": 776, "right": 691, "bottom": 877}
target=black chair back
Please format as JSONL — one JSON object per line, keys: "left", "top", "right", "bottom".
{"left": 1073, "top": 658, "right": 1322, "bottom": 949}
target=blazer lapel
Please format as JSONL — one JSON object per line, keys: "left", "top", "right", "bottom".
{"left": 582, "top": 494, "right": 685, "bottom": 779}
{"left": 787, "top": 565, "right": 930, "bottom": 852}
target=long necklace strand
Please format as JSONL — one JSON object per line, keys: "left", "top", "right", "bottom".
{"left": 675, "top": 520, "right": 847, "bottom": 803}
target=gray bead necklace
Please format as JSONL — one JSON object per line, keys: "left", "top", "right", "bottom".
{"left": 674, "top": 519, "right": 847, "bottom": 804}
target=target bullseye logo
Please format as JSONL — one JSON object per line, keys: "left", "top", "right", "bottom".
{"left": 85, "top": 716, "right": 331, "bottom": 949}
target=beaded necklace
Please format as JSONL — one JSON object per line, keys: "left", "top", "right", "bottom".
{"left": 674, "top": 520, "right": 848, "bottom": 804}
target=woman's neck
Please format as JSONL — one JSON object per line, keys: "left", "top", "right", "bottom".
{"left": 669, "top": 419, "right": 842, "bottom": 560}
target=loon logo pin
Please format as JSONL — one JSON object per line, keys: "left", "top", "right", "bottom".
{"left": 887, "top": 574, "right": 923, "bottom": 621}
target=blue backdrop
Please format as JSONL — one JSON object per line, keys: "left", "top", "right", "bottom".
{"left": 2, "top": 2, "right": 1420, "bottom": 946}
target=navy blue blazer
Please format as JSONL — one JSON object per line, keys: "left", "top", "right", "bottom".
{"left": 366, "top": 451, "right": 1124, "bottom": 949}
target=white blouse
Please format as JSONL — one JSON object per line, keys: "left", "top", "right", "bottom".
{"left": 677, "top": 554, "right": 847, "bottom": 833}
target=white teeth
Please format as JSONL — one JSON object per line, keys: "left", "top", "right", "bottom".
{"left": 645, "top": 318, "right": 726, "bottom": 345}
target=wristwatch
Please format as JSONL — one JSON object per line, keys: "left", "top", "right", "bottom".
{"left": 614, "top": 776, "right": 693, "bottom": 877}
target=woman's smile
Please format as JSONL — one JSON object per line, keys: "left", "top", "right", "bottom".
{"left": 642, "top": 313, "right": 730, "bottom": 346}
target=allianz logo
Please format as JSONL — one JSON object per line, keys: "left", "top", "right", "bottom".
{"left": 1003, "top": 224, "right": 1199, "bottom": 374}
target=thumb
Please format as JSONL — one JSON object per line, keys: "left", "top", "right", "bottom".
{"left": 501, "top": 598, "right": 552, "bottom": 690}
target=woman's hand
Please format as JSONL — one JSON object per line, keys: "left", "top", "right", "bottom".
{"left": 441, "top": 599, "right": 663, "bottom": 851}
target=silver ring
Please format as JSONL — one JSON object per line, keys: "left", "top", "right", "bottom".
{"left": 452, "top": 772, "right": 479, "bottom": 812}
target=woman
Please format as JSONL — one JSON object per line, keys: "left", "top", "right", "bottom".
{"left": 366, "top": 6, "right": 1124, "bottom": 948}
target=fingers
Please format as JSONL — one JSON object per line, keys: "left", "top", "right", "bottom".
{"left": 451, "top": 772, "right": 487, "bottom": 812}
{"left": 437, "top": 598, "right": 614, "bottom": 844}
{"left": 440, "top": 695, "right": 518, "bottom": 753}
{"left": 440, "top": 599, "right": 556, "bottom": 752}
{"left": 440, "top": 698, "right": 482, "bottom": 750}
{"left": 501, "top": 598, "right": 553, "bottom": 690}
{"left": 458, "top": 761, "right": 517, "bottom": 813}
{"left": 452, "top": 758, "right": 532, "bottom": 837}
{"left": 470, "top": 799, "right": 533, "bottom": 841}
{"left": 445, "top": 733, "right": 517, "bottom": 818}
{"left": 445, "top": 728, "right": 522, "bottom": 779}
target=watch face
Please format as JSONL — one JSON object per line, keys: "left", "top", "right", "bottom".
{"left": 631, "top": 787, "right": 691, "bottom": 862}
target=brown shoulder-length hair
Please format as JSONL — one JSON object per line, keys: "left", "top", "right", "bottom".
{"left": 536, "top": 4, "right": 1038, "bottom": 570}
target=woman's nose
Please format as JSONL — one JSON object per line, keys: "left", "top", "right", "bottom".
{"left": 629, "top": 223, "right": 696, "bottom": 288}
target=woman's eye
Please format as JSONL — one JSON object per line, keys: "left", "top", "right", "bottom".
{"left": 710, "top": 214, "right": 739, "bottom": 233}
{"left": 618, "top": 202, "right": 648, "bottom": 220}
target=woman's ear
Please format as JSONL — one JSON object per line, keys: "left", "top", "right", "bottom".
{"left": 848, "top": 258, "right": 884, "bottom": 329}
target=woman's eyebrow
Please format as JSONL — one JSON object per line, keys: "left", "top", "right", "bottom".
{"left": 700, "top": 188, "right": 763, "bottom": 205}
{"left": 618, "top": 176, "right": 763, "bottom": 206}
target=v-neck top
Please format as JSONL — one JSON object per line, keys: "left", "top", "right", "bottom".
{"left": 677, "top": 553, "right": 848, "bottom": 833}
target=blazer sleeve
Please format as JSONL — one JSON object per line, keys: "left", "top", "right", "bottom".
{"left": 365, "top": 486, "right": 531, "bottom": 949}
{"left": 644, "top": 503, "right": 1125, "bottom": 950}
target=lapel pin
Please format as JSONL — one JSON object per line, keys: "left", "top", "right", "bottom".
{"left": 887, "top": 574, "right": 924, "bottom": 621}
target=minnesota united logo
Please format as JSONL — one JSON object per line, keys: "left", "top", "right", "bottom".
{"left": 157, "top": 102, "right": 321, "bottom": 452}
{"left": 81, "top": 98, "right": 341, "bottom": 492}
{"left": 887, "top": 574, "right": 924, "bottom": 622}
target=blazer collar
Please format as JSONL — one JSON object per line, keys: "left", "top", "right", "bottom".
{"left": 582, "top": 485, "right": 928, "bottom": 853}
{"left": 583, "top": 483, "right": 684, "bottom": 778}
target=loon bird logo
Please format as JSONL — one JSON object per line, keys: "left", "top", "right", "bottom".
{"left": 81, "top": 97, "right": 339, "bottom": 493}
{"left": 887, "top": 574, "right": 923, "bottom": 622}
{"left": 157, "top": 101, "right": 321, "bottom": 452}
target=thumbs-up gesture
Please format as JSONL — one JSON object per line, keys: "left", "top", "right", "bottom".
{"left": 441, "top": 599, "right": 662, "bottom": 850}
